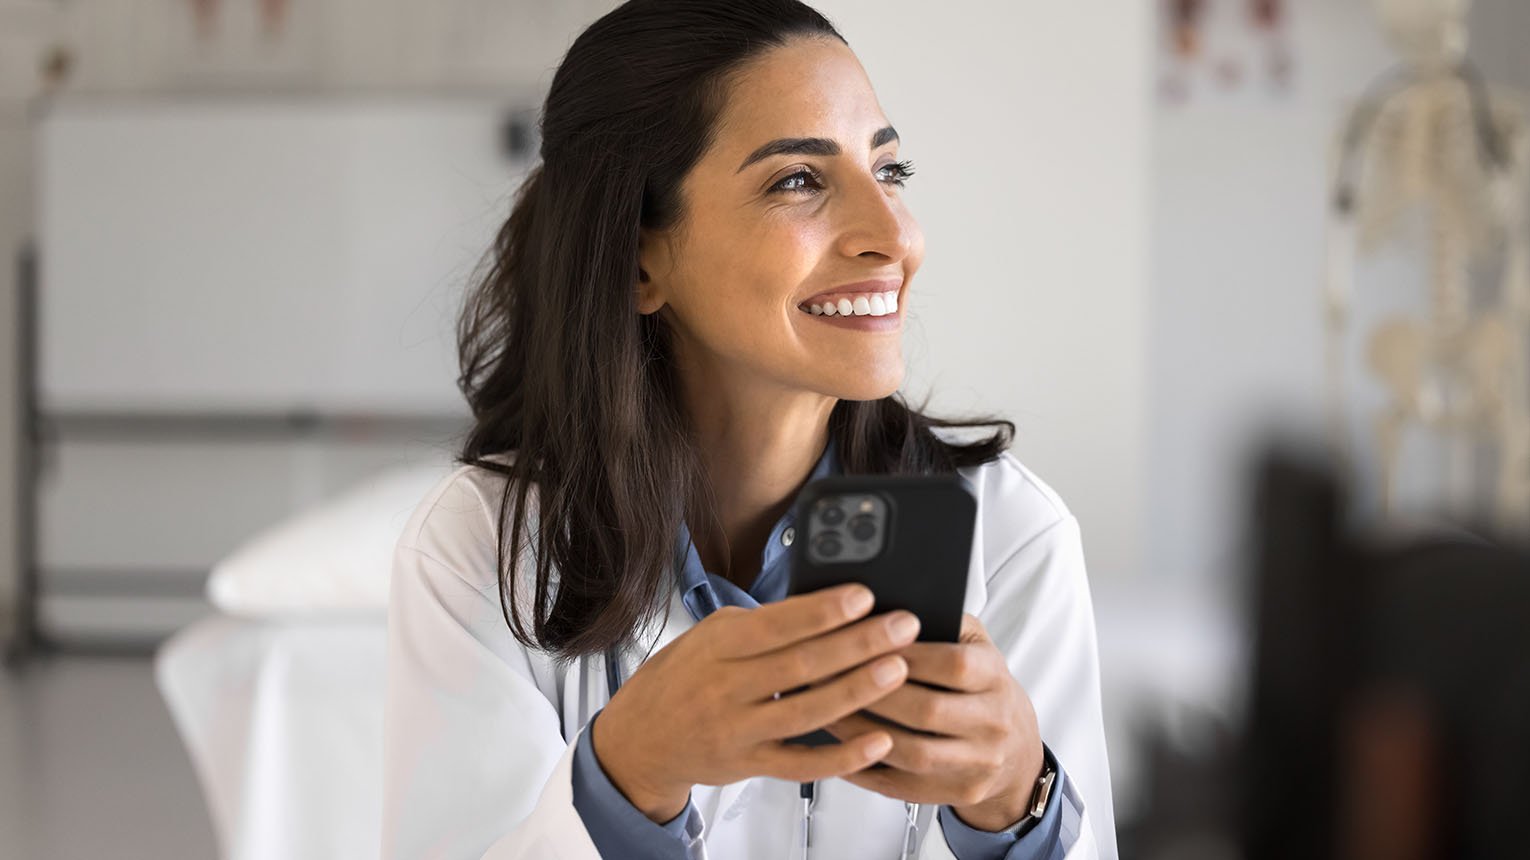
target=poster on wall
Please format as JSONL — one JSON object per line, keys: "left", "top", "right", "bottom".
{"left": 1159, "top": 0, "right": 1294, "bottom": 107}
{"left": 176, "top": 0, "right": 316, "bottom": 87}
{"left": 190, "top": 0, "right": 291, "bottom": 42}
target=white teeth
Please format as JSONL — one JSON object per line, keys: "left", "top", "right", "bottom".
{"left": 798, "top": 291, "right": 901, "bottom": 318}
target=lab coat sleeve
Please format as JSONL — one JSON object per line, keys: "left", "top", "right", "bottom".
{"left": 920, "top": 513, "right": 1117, "bottom": 860}
{"left": 381, "top": 542, "right": 603, "bottom": 860}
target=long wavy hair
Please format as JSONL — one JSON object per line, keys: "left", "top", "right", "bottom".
{"left": 456, "top": 0, "right": 1015, "bottom": 664}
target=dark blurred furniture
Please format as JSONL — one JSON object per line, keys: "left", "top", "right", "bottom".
{"left": 1243, "top": 438, "right": 1530, "bottom": 860}
{"left": 1119, "top": 437, "right": 1530, "bottom": 860}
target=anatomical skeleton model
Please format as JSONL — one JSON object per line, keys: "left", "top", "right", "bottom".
{"left": 1325, "top": 0, "right": 1530, "bottom": 532}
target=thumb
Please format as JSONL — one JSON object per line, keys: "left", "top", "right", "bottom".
{"left": 958, "top": 612, "right": 990, "bottom": 644}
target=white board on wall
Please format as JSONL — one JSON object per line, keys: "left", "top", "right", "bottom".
{"left": 36, "top": 96, "right": 527, "bottom": 415}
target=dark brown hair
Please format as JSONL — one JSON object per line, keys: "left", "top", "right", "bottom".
{"left": 456, "top": 0, "right": 1014, "bottom": 664}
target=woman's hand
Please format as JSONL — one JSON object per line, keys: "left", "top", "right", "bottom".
{"left": 591, "top": 583, "right": 922, "bottom": 823}
{"left": 821, "top": 612, "right": 1046, "bottom": 832}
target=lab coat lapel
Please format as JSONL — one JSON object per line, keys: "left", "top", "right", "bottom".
{"left": 961, "top": 498, "right": 990, "bottom": 618}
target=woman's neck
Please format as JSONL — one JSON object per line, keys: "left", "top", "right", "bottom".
{"left": 679, "top": 364, "right": 835, "bottom": 587}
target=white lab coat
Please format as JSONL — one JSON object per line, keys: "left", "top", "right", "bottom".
{"left": 381, "top": 448, "right": 1117, "bottom": 860}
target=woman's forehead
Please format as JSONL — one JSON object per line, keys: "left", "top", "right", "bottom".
{"left": 709, "top": 39, "right": 890, "bottom": 164}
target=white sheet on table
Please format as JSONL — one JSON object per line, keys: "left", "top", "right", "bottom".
{"left": 156, "top": 614, "right": 388, "bottom": 860}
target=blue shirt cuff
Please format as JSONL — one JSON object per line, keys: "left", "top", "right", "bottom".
{"left": 570, "top": 708, "right": 696, "bottom": 859}
{"left": 938, "top": 744, "right": 1067, "bottom": 860}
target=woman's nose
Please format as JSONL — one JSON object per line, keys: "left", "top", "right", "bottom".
{"left": 835, "top": 179, "right": 917, "bottom": 262}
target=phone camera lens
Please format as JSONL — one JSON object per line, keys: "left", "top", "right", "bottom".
{"left": 848, "top": 514, "right": 877, "bottom": 541}
{"left": 814, "top": 533, "right": 843, "bottom": 558}
{"left": 819, "top": 504, "right": 845, "bottom": 526}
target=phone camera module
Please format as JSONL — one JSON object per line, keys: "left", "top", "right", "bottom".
{"left": 847, "top": 514, "right": 877, "bottom": 541}
{"left": 805, "top": 492, "right": 889, "bottom": 564}
{"left": 813, "top": 533, "right": 843, "bottom": 558}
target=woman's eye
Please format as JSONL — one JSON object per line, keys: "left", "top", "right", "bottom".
{"left": 878, "top": 159, "right": 915, "bottom": 187}
{"left": 771, "top": 169, "right": 823, "bottom": 195}
{"left": 768, "top": 160, "right": 916, "bottom": 196}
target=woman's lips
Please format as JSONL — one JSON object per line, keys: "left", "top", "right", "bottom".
{"left": 797, "top": 278, "right": 903, "bottom": 306}
{"left": 794, "top": 278, "right": 903, "bottom": 331}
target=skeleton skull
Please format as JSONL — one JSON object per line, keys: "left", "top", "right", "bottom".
{"left": 1370, "top": 0, "right": 1471, "bottom": 67}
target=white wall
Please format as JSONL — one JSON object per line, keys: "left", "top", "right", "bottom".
{"left": 820, "top": 0, "right": 1153, "bottom": 584}
{"left": 1148, "top": 0, "right": 1389, "bottom": 590}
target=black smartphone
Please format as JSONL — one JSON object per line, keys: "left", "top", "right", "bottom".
{"left": 780, "top": 473, "right": 977, "bottom": 747}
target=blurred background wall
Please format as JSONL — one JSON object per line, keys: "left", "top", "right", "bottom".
{"left": 1147, "top": 1, "right": 1392, "bottom": 599}
{"left": 815, "top": 0, "right": 1153, "bottom": 586}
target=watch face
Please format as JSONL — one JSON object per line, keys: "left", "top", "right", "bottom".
{"left": 1030, "top": 769, "right": 1057, "bottom": 818}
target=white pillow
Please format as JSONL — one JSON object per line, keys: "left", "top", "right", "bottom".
{"left": 207, "top": 462, "right": 454, "bottom": 617}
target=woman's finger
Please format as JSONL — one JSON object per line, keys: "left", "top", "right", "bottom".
{"left": 855, "top": 679, "right": 983, "bottom": 735}
{"left": 752, "top": 727, "right": 894, "bottom": 784}
{"left": 823, "top": 712, "right": 968, "bottom": 775}
{"left": 733, "top": 609, "right": 919, "bottom": 701}
{"left": 709, "top": 583, "right": 875, "bottom": 659}
{"left": 899, "top": 641, "right": 1003, "bottom": 693}
{"left": 835, "top": 763, "right": 951, "bottom": 807}
{"left": 746, "top": 654, "right": 907, "bottom": 740}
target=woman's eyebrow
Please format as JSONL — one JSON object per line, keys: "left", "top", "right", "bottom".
{"left": 735, "top": 125, "right": 899, "bottom": 173}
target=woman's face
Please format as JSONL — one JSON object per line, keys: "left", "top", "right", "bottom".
{"left": 637, "top": 36, "right": 924, "bottom": 402}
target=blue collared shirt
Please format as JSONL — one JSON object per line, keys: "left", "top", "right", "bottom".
{"left": 570, "top": 438, "right": 1068, "bottom": 859}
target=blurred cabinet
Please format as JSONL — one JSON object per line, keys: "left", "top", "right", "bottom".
{"left": 37, "top": 98, "right": 520, "bottom": 411}
{"left": 20, "top": 96, "right": 530, "bottom": 650}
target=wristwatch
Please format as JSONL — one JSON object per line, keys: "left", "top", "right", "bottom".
{"left": 1006, "top": 750, "right": 1058, "bottom": 838}
{"left": 1027, "top": 759, "right": 1058, "bottom": 820}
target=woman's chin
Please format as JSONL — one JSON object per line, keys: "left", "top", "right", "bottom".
{"left": 824, "top": 369, "right": 903, "bottom": 402}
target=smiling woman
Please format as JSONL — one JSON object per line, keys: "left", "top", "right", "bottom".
{"left": 456, "top": 1, "right": 1001, "bottom": 667}
{"left": 382, "top": 2, "right": 1116, "bottom": 859}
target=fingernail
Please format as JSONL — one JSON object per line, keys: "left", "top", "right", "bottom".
{"left": 867, "top": 734, "right": 893, "bottom": 756}
{"left": 890, "top": 612, "right": 920, "bottom": 641}
{"left": 844, "top": 586, "right": 874, "bottom": 615}
{"left": 872, "top": 656, "right": 904, "bottom": 686}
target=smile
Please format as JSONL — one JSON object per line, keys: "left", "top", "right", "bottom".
{"left": 795, "top": 290, "right": 899, "bottom": 317}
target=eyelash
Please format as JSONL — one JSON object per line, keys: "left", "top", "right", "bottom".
{"left": 771, "top": 159, "right": 916, "bottom": 195}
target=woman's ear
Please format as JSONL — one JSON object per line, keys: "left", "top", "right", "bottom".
{"left": 635, "top": 226, "right": 671, "bottom": 315}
